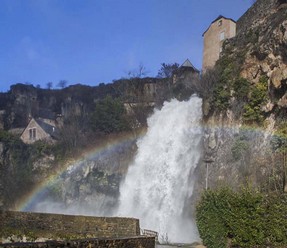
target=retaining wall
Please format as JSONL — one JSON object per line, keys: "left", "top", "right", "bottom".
{"left": 0, "top": 211, "right": 140, "bottom": 243}
{"left": 0, "top": 236, "right": 155, "bottom": 248}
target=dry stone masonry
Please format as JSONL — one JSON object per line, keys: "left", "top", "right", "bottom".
{"left": 0, "top": 211, "right": 141, "bottom": 244}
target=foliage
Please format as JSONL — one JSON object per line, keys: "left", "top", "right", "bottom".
{"left": 0, "top": 129, "right": 19, "bottom": 144}
{"left": 157, "top": 62, "right": 179, "bottom": 78}
{"left": 171, "top": 82, "right": 193, "bottom": 101}
{"left": 196, "top": 187, "right": 287, "bottom": 248}
{"left": 233, "top": 77, "right": 251, "bottom": 101}
{"left": 57, "top": 80, "right": 67, "bottom": 89}
{"left": 91, "top": 96, "right": 130, "bottom": 134}
{"left": 211, "top": 56, "right": 237, "bottom": 111}
{"left": 0, "top": 131, "right": 60, "bottom": 208}
{"left": 243, "top": 75, "right": 269, "bottom": 124}
{"left": 271, "top": 122, "right": 287, "bottom": 152}
{"left": 46, "top": 82, "right": 53, "bottom": 89}
{"left": 213, "top": 84, "right": 231, "bottom": 111}
{"left": 0, "top": 131, "right": 35, "bottom": 207}
{"left": 195, "top": 68, "right": 219, "bottom": 99}
{"left": 196, "top": 187, "right": 232, "bottom": 248}
{"left": 231, "top": 136, "right": 249, "bottom": 161}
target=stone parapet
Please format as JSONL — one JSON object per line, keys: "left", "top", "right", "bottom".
{"left": 0, "top": 236, "right": 155, "bottom": 248}
{"left": 0, "top": 211, "right": 140, "bottom": 243}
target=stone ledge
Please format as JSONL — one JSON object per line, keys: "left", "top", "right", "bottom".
{"left": 0, "top": 236, "right": 155, "bottom": 248}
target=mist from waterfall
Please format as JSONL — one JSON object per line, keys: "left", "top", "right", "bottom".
{"left": 25, "top": 96, "right": 203, "bottom": 243}
{"left": 116, "top": 96, "right": 203, "bottom": 243}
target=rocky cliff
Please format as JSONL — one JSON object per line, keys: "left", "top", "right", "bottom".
{"left": 197, "top": 0, "right": 287, "bottom": 195}
{"left": 0, "top": 77, "right": 169, "bottom": 210}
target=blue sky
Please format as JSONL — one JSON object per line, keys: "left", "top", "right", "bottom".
{"left": 0, "top": 0, "right": 253, "bottom": 92}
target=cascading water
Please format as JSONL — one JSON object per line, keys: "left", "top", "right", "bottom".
{"left": 22, "top": 95, "right": 202, "bottom": 243}
{"left": 116, "top": 96, "right": 203, "bottom": 243}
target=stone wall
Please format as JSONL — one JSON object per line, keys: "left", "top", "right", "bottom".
{"left": 0, "top": 211, "right": 140, "bottom": 243}
{"left": 236, "top": 0, "right": 278, "bottom": 35}
{"left": 0, "top": 236, "right": 155, "bottom": 248}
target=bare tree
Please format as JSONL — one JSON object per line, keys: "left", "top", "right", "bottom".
{"left": 57, "top": 80, "right": 67, "bottom": 89}
{"left": 157, "top": 63, "right": 179, "bottom": 78}
{"left": 188, "top": 68, "right": 219, "bottom": 99}
{"left": 127, "top": 63, "right": 149, "bottom": 79}
{"left": 46, "top": 82, "right": 53, "bottom": 89}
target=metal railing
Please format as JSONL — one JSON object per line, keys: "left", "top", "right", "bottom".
{"left": 141, "top": 229, "right": 158, "bottom": 241}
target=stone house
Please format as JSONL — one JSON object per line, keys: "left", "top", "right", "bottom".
{"left": 202, "top": 0, "right": 286, "bottom": 72}
{"left": 20, "top": 117, "right": 59, "bottom": 144}
{"left": 202, "top": 15, "right": 236, "bottom": 71}
{"left": 173, "top": 59, "right": 200, "bottom": 84}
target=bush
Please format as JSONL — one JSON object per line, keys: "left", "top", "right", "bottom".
{"left": 91, "top": 96, "right": 130, "bottom": 134}
{"left": 231, "top": 137, "right": 249, "bottom": 161}
{"left": 233, "top": 78, "right": 251, "bottom": 101}
{"left": 211, "top": 55, "right": 238, "bottom": 112}
{"left": 243, "top": 75, "right": 269, "bottom": 124}
{"left": 196, "top": 187, "right": 287, "bottom": 248}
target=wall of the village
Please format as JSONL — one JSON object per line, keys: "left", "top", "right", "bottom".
{"left": 0, "top": 211, "right": 140, "bottom": 243}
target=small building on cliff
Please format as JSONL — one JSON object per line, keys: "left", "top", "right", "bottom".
{"left": 202, "top": 15, "right": 236, "bottom": 71}
{"left": 173, "top": 59, "right": 200, "bottom": 84}
{"left": 20, "top": 117, "right": 59, "bottom": 144}
{"left": 202, "top": 0, "right": 286, "bottom": 71}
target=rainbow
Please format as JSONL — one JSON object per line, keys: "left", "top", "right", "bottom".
{"left": 15, "top": 129, "right": 146, "bottom": 212}
{"left": 15, "top": 121, "right": 284, "bottom": 212}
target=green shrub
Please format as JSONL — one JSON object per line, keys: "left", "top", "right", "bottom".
{"left": 271, "top": 122, "right": 287, "bottom": 152}
{"left": 231, "top": 137, "right": 249, "bottom": 161}
{"left": 196, "top": 187, "right": 233, "bottom": 248}
{"left": 213, "top": 85, "right": 231, "bottom": 111}
{"left": 211, "top": 55, "right": 238, "bottom": 111}
{"left": 196, "top": 187, "right": 287, "bottom": 248}
{"left": 233, "top": 78, "right": 251, "bottom": 100}
{"left": 91, "top": 96, "right": 130, "bottom": 134}
{"left": 243, "top": 75, "right": 269, "bottom": 124}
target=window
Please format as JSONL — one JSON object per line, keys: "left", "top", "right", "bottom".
{"left": 218, "top": 20, "right": 222, "bottom": 26}
{"left": 29, "top": 128, "right": 36, "bottom": 140}
{"left": 220, "top": 32, "right": 225, "bottom": 41}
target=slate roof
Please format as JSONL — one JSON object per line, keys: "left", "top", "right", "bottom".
{"left": 35, "top": 118, "right": 60, "bottom": 139}
{"left": 180, "top": 59, "right": 200, "bottom": 72}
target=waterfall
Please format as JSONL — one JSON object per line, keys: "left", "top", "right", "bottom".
{"left": 116, "top": 96, "right": 202, "bottom": 243}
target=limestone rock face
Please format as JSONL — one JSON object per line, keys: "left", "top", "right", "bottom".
{"left": 238, "top": 5, "right": 287, "bottom": 106}
{"left": 196, "top": 1, "right": 287, "bottom": 197}
{"left": 270, "top": 66, "right": 287, "bottom": 89}
{"left": 278, "top": 93, "right": 287, "bottom": 107}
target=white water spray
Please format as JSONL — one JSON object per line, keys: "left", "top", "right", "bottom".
{"left": 117, "top": 96, "right": 202, "bottom": 243}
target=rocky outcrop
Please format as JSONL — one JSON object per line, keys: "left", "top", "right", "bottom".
{"left": 28, "top": 137, "right": 137, "bottom": 215}
{"left": 198, "top": 0, "right": 287, "bottom": 193}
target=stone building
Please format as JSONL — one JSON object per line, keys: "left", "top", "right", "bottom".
{"left": 202, "top": 0, "right": 286, "bottom": 72}
{"left": 173, "top": 59, "right": 200, "bottom": 84}
{"left": 20, "top": 117, "right": 58, "bottom": 144}
{"left": 202, "top": 15, "right": 236, "bottom": 71}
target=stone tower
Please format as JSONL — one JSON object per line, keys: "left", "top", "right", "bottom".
{"left": 202, "top": 15, "right": 236, "bottom": 71}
